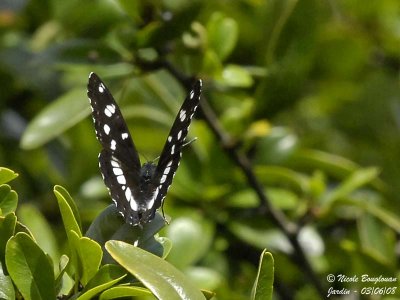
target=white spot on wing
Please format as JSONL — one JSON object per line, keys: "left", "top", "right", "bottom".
{"left": 99, "top": 83, "right": 105, "bottom": 93}
{"left": 117, "top": 175, "right": 126, "bottom": 185}
{"left": 160, "top": 174, "right": 167, "bottom": 183}
{"left": 110, "top": 139, "right": 116, "bottom": 150}
{"left": 121, "top": 132, "right": 129, "bottom": 140}
{"left": 130, "top": 196, "right": 138, "bottom": 211}
{"left": 171, "top": 145, "right": 175, "bottom": 154}
{"left": 164, "top": 167, "right": 171, "bottom": 175}
{"left": 167, "top": 160, "right": 173, "bottom": 167}
{"left": 190, "top": 90, "right": 194, "bottom": 99}
{"left": 103, "top": 124, "right": 111, "bottom": 135}
{"left": 113, "top": 167, "right": 123, "bottom": 175}
{"left": 168, "top": 136, "right": 172, "bottom": 142}
{"left": 147, "top": 187, "right": 159, "bottom": 209}
{"left": 179, "top": 109, "right": 186, "bottom": 122}
{"left": 177, "top": 130, "right": 182, "bottom": 140}
{"left": 111, "top": 160, "right": 119, "bottom": 167}
{"left": 104, "top": 104, "right": 116, "bottom": 117}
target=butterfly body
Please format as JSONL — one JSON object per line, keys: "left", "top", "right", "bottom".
{"left": 87, "top": 73, "right": 202, "bottom": 226}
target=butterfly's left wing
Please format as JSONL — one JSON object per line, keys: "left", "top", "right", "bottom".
{"left": 88, "top": 73, "right": 147, "bottom": 225}
{"left": 152, "top": 80, "right": 202, "bottom": 210}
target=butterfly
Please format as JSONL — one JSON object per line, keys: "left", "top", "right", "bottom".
{"left": 87, "top": 73, "right": 202, "bottom": 226}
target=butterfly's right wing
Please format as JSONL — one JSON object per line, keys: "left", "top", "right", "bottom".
{"left": 152, "top": 80, "right": 202, "bottom": 209}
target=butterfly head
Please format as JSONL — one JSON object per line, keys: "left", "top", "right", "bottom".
{"left": 140, "top": 162, "right": 156, "bottom": 183}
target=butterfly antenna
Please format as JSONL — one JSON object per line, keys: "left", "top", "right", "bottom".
{"left": 183, "top": 137, "right": 197, "bottom": 148}
{"left": 140, "top": 152, "right": 151, "bottom": 163}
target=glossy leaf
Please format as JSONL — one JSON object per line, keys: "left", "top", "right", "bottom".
{"left": 156, "top": 236, "right": 173, "bottom": 259}
{"left": 54, "top": 185, "right": 82, "bottom": 237}
{"left": 220, "top": 64, "right": 254, "bottom": 87}
{"left": 207, "top": 12, "right": 238, "bottom": 61}
{"left": 106, "top": 240, "right": 206, "bottom": 300}
{"left": 70, "top": 230, "right": 102, "bottom": 286}
{"left": 78, "top": 265, "right": 126, "bottom": 300}
{"left": 254, "top": 127, "right": 298, "bottom": 164}
{"left": 5, "top": 233, "right": 55, "bottom": 300}
{"left": 18, "top": 204, "right": 59, "bottom": 263}
{"left": 255, "top": 166, "right": 309, "bottom": 194}
{"left": 228, "top": 221, "right": 292, "bottom": 253}
{"left": 0, "top": 260, "right": 14, "bottom": 299}
{"left": 291, "top": 150, "right": 385, "bottom": 190}
{"left": 0, "top": 213, "right": 16, "bottom": 264}
{"left": 0, "top": 185, "right": 18, "bottom": 216}
{"left": 251, "top": 250, "right": 274, "bottom": 300}
{"left": 20, "top": 87, "right": 88, "bottom": 149}
{"left": 100, "top": 286, "right": 152, "bottom": 299}
{"left": 320, "top": 167, "right": 380, "bottom": 212}
{"left": 185, "top": 266, "right": 222, "bottom": 291}
{"left": 165, "top": 217, "right": 214, "bottom": 269}
{"left": 55, "top": 255, "right": 70, "bottom": 295}
{"left": 85, "top": 204, "right": 166, "bottom": 263}
{"left": 0, "top": 167, "right": 18, "bottom": 184}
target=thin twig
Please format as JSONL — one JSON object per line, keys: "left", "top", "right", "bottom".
{"left": 199, "top": 94, "right": 325, "bottom": 297}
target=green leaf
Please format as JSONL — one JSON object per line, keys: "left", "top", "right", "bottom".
{"left": 77, "top": 265, "right": 126, "bottom": 300}
{"left": 100, "top": 286, "right": 152, "bottom": 300}
{"left": 156, "top": 236, "right": 173, "bottom": 259}
{"left": 207, "top": 12, "right": 238, "bottom": 61}
{"left": 320, "top": 167, "right": 380, "bottom": 211}
{"left": 228, "top": 221, "right": 291, "bottom": 253}
{"left": 106, "top": 240, "right": 206, "bottom": 300}
{"left": 20, "top": 87, "right": 89, "bottom": 149}
{"left": 0, "top": 185, "right": 18, "bottom": 216}
{"left": 70, "top": 230, "right": 102, "bottom": 286}
{"left": 358, "top": 214, "right": 395, "bottom": 265}
{"left": 115, "top": 0, "right": 143, "bottom": 23}
{"left": 54, "top": 185, "right": 82, "bottom": 287}
{"left": 351, "top": 200, "right": 400, "bottom": 234}
{"left": 18, "top": 204, "right": 59, "bottom": 264}
{"left": 291, "top": 150, "right": 385, "bottom": 191}
{"left": 85, "top": 205, "right": 166, "bottom": 263}
{"left": 253, "top": 127, "right": 299, "bottom": 164}
{"left": 0, "top": 260, "right": 15, "bottom": 299}
{"left": 5, "top": 232, "right": 55, "bottom": 300}
{"left": 185, "top": 266, "right": 222, "bottom": 292}
{"left": 54, "top": 185, "right": 82, "bottom": 237}
{"left": 219, "top": 64, "right": 254, "bottom": 88}
{"left": 0, "top": 167, "right": 18, "bottom": 184}
{"left": 55, "top": 255, "right": 70, "bottom": 295}
{"left": 255, "top": 166, "right": 308, "bottom": 194}
{"left": 251, "top": 250, "right": 274, "bottom": 300}
{"left": 0, "top": 213, "right": 16, "bottom": 267}
{"left": 165, "top": 217, "right": 214, "bottom": 269}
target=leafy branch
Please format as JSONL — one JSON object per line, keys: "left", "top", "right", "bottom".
{"left": 142, "top": 58, "right": 326, "bottom": 297}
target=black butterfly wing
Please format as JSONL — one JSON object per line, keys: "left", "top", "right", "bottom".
{"left": 153, "top": 80, "right": 202, "bottom": 209}
{"left": 87, "top": 73, "right": 141, "bottom": 170}
{"left": 88, "top": 73, "right": 144, "bottom": 224}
